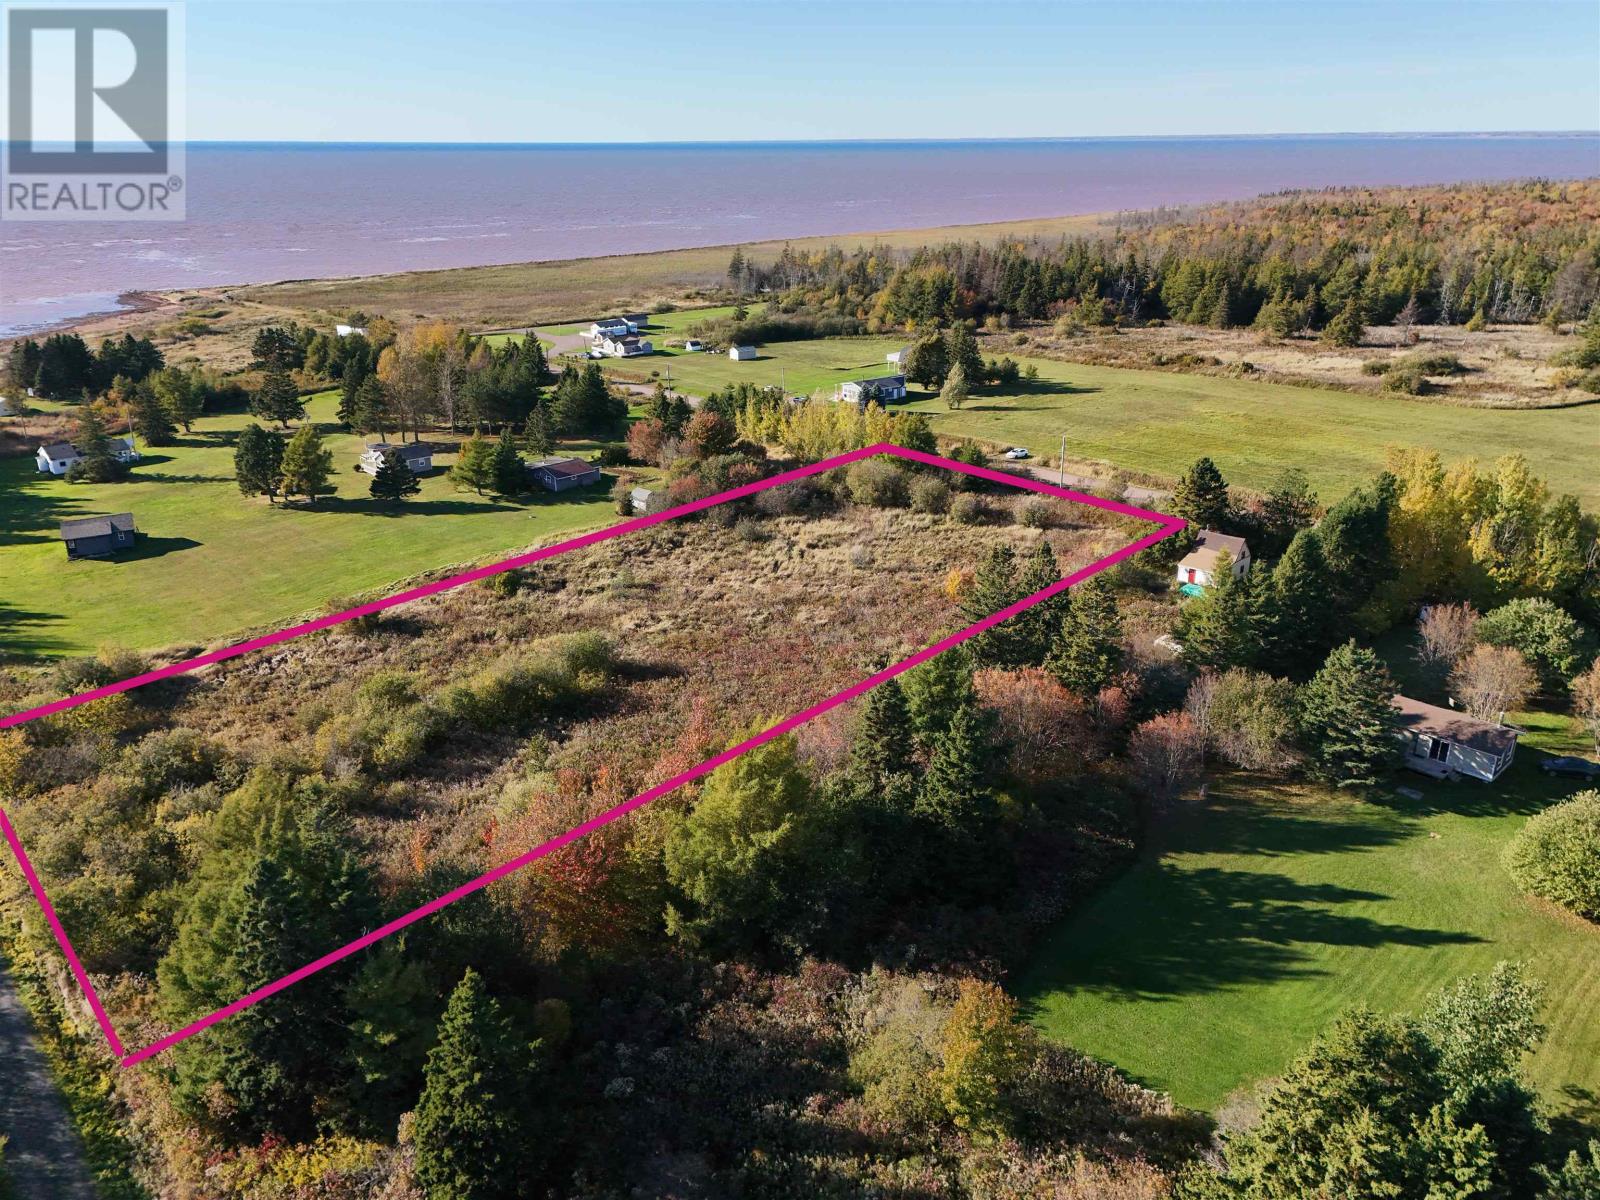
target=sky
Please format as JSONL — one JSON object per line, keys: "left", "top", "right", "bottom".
{"left": 177, "top": 0, "right": 1600, "bottom": 142}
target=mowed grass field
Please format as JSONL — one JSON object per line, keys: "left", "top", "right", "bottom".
{"left": 1018, "top": 756, "right": 1600, "bottom": 1122}
{"left": 0, "top": 395, "right": 624, "bottom": 659}
{"left": 587, "top": 330, "right": 1599, "bottom": 505}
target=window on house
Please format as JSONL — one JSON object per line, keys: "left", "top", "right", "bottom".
{"left": 1428, "top": 737, "right": 1450, "bottom": 762}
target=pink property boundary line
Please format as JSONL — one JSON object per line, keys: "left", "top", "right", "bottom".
{"left": 0, "top": 443, "right": 1183, "bottom": 1067}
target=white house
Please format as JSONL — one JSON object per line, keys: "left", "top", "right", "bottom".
{"left": 586, "top": 317, "right": 634, "bottom": 339}
{"left": 36, "top": 438, "right": 139, "bottom": 475}
{"left": 592, "top": 334, "right": 653, "bottom": 358}
{"left": 836, "top": 374, "right": 908, "bottom": 406}
{"left": 359, "top": 442, "right": 437, "bottom": 475}
{"left": 335, "top": 324, "right": 368, "bottom": 338}
{"left": 1176, "top": 530, "right": 1250, "bottom": 589}
{"left": 37, "top": 441, "right": 81, "bottom": 474}
{"left": 1392, "top": 695, "right": 1519, "bottom": 782}
{"left": 623, "top": 312, "right": 650, "bottom": 331}
{"left": 728, "top": 345, "right": 757, "bottom": 361}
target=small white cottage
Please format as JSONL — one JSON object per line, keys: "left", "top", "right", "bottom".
{"left": 359, "top": 442, "right": 437, "bottom": 475}
{"left": 1392, "top": 695, "right": 1519, "bottom": 782}
{"left": 837, "top": 375, "right": 908, "bottom": 406}
{"left": 1176, "top": 530, "right": 1250, "bottom": 589}
{"left": 728, "top": 345, "right": 757, "bottom": 361}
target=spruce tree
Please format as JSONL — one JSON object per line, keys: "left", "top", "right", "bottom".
{"left": 369, "top": 448, "right": 420, "bottom": 504}
{"left": 1265, "top": 529, "right": 1338, "bottom": 678}
{"left": 1322, "top": 295, "right": 1367, "bottom": 347}
{"left": 1172, "top": 456, "right": 1231, "bottom": 532}
{"left": 1175, "top": 554, "right": 1261, "bottom": 672}
{"left": 523, "top": 405, "right": 554, "bottom": 458}
{"left": 71, "top": 405, "right": 124, "bottom": 482}
{"left": 1046, "top": 575, "right": 1125, "bottom": 695}
{"left": 851, "top": 676, "right": 914, "bottom": 785}
{"left": 916, "top": 700, "right": 995, "bottom": 832}
{"left": 252, "top": 367, "right": 305, "bottom": 427}
{"left": 491, "top": 428, "right": 524, "bottom": 496}
{"left": 131, "top": 381, "right": 176, "bottom": 446}
{"left": 451, "top": 433, "right": 496, "bottom": 495}
{"left": 351, "top": 374, "right": 389, "bottom": 439}
{"left": 280, "top": 424, "right": 333, "bottom": 502}
{"left": 413, "top": 970, "right": 530, "bottom": 1200}
{"left": 962, "top": 544, "right": 1023, "bottom": 666}
{"left": 902, "top": 645, "right": 977, "bottom": 752}
{"left": 1012, "top": 540, "right": 1067, "bottom": 666}
{"left": 234, "top": 423, "right": 285, "bottom": 503}
{"left": 944, "top": 326, "right": 985, "bottom": 385}
{"left": 1298, "top": 641, "right": 1402, "bottom": 787}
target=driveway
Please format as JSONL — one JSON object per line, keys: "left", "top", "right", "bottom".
{"left": 0, "top": 960, "right": 100, "bottom": 1199}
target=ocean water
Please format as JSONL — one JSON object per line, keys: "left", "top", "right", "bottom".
{"left": 2, "top": 134, "right": 1596, "bottom": 337}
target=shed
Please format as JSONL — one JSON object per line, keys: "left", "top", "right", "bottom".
{"left": 728, "top": 345, "right": 757, "bottom": 361}
{"left": 1176, "top": 530, "right": 1250, "bottom": 589}
{"left": 527, "top": 456, "right": 602, "bottom": 492}
{"left": 630, "top": 486, "right": 659, "bottom": 514}
{"left": 1392, "top": 695, "right": 1519, "bottom": 782}
{"left": 37, "top": 441, "right": 82, "bottom": 475}
{"left": 60, "top": 512, "right": 137, "bottom": 559}
{"left": 886, "top": 344, "right": 915, "bottom": 368}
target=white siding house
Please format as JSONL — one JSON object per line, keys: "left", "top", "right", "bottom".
{"left": 359, "top": 442, "right": 437, "bottom": 475}
{"left": 1392, "top": 695, "right": 1519, "bottom": 782}
{"left": 36, "top": 438, "right": 139, "bottom": 475}
{"left": 1176, "top": 530, "right": 1250, "bottom": 589}
{"left": 592, "top": 334, "right": 653, "bottom": 358}
{"left": 837, "top": 375, "right": 908, "bottom": 406}
{"left": 335, "top": 324, "right": 368, "bottom": 338}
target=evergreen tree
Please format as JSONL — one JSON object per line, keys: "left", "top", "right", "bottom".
{"left": 1012, "top": 540, "right": 1067, "bottom": 666}
{"left": 939, "top": 361, "right": 970, "bottom": 409}
{"left": 1256, "top": 467, "right": 1319, "bottom": 559}
{"left": 252, "top": 367, "right": 305, "bottom": 427}
{"left": 1046, "top": 575, "right": 1125, "bottom": 695}
{"left": 904, "top": 333, "right": 951, "bottom": 390}
{"left": 648, "top": 384, "right": 692, "bottom": 437}
{"left": 1322, "top": 294, "right": 1367, "bottom": 347}
{"left": 343, "top": 938, "right": 435, "bottom": 1135}
{"left": 1175, "top": 555, "right": 1262, "bottom": 673}
{"left": 551, "top": 363, "right": 625, "bottom": 436}
{"left": 1172, "top": 456, "right": 1231, "bottom": 532}
{"left": 131, "top": 381, "right": 176, "bottom": 446}
{"left": 1263, "top": 529, "right": 1339, "bottom": 678}
{"left": 962, "top": 544, "right": 1023, "bottom": 666}
{"left": 1318, "top": 474, "right": 1397, "bottom": 618}
{"left": 350, "top": 374, "right": 389, "bottom": 440}
{"left": 451, "top": 433, "right": 496, "bottom": 495}
{"left": 851, "top": 677, "right": 914, "bottom": 785}
{"left": 280, "top": 424, "right": 333, "bottom": 502}
{"left": 1298, "top": 641, "right": 1401, "bottom": 787}
{"left": 944, "top": 326, "right": 985, "bottom": 385}
{"left": 523, "top": 405, "right": 554, "bottom": 458}
{"left": 916, "top": 700, "right": 995, "bottom": 832}
{"left": 901, "top": 645, "right": 978, "bottom": 752}
{"left": 234, "top": 423, "right": 285, "bottom": 504}
{"left": 153, "top": 367, "right": 202, "bottom": 432}
{"left": 413, "top": 970, "right": 531, "bottom": 1200}
{"left": 491, "top": 428, "right": 524, "bottom": 496}
{"left": 726, "top": 246, "right": 747, "bottom": 293}
{"left": 70, "top": 405, "right": 124, "bottom": 482}
{"left": 369, "top": 448, "right": 420, "bottom": 504}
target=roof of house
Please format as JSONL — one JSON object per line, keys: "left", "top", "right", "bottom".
{"left": 528, "top": 456, "right": 599, "bottom": 478}
{"left": 41, "top": 441, "right": 79, "bottom": 457}
{"left": 109, "top": 437, "right": 135, "bottom": 453}
{"left": 1391, "top": 694, "right": 1520, "bottom": 756}
{"left": 365, "top": 442, "right": 434, "bottom": 456}
{"left": 1178, "top": 529, "right": 1250, "bottom": 572}
{"left": 60, "top": 512, "right": 135, "bottom": 540}
{"left": 731, "top": 345, "right": 756, "bottom": 353}
{"left": 844, "top": 374, "right": 906, "bottom": 391}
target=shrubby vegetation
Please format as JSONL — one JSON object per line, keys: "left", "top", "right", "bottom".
{"left": 1505, "top": 790, "right": 1600, "bottom": 920}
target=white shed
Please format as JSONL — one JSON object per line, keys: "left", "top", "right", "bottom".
{"left": 728, "top": 345, "right": 757, "bottom": 361}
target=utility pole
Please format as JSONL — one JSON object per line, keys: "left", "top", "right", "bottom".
{"left": 1059, "top": 433, "right": 1066, "bottom": 487}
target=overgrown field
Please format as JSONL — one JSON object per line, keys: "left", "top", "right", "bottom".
{"left": 0, "top": 394, "right": 630, "bottom": 659}
{"left": 1019, "top": 758, "right": 1600, "bottom": 1124}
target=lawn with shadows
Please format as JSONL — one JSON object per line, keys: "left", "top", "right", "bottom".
{"left": 1018, "top": 767, "right": 1600, "bottom": 1121}
{"left": 0, "top": 392, "right": 633, "bottom": 659}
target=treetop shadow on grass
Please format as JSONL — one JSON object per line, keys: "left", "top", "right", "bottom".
{"left": 0, "top": 600, "right": 70, "bottom": 659}
{"left": 1021, "top": 860, "right": 1484, "bottom": 1008}
{"left": 1369, "top": 762, "right": 1569, "bottom": 821}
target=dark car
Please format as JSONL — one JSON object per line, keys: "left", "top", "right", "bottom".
{"left": 1539, "top": 756, "right": 1600, "bottom": 780}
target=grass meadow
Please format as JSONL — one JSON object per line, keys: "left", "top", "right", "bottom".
{"left": 1017, "top": 759, "right": 1600, "bottom": 1124}
{"left": 0, "top": 394, "right": 628, "bottom": 659}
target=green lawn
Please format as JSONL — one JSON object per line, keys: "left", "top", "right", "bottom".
{"left": 1018, "top": 763, "right": 1600, "bottom": 1122}
{"left": 593, "top": 330, "right": 1596, "bottom": 505}
{"left": 0, "top": 394, "right": 625, "bottom": 659}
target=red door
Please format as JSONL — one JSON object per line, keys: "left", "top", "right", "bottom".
{"left": 1186, "top": 568, "right": 1197, "bottom": 583}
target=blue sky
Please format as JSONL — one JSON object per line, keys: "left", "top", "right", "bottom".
{"left": 185, "top": 0, "right": 1599, "bottom": 142}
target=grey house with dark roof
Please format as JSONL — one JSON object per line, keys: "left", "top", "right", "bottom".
{"left": 60, "top": 513, "right": 137, "bottom": 559}
{"left": 527, "top": 456, "right": 602, "bottom": 493}
{"left": 1392, "top": 694, "right": 1519, "bottom": 782}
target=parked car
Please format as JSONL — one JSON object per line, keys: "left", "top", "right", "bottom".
{"left": 1004, "top": 447, "right": 1030, "bottom": 460}
{"left": 1539, "top": 756, "right": 1600, "bottom": 780}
